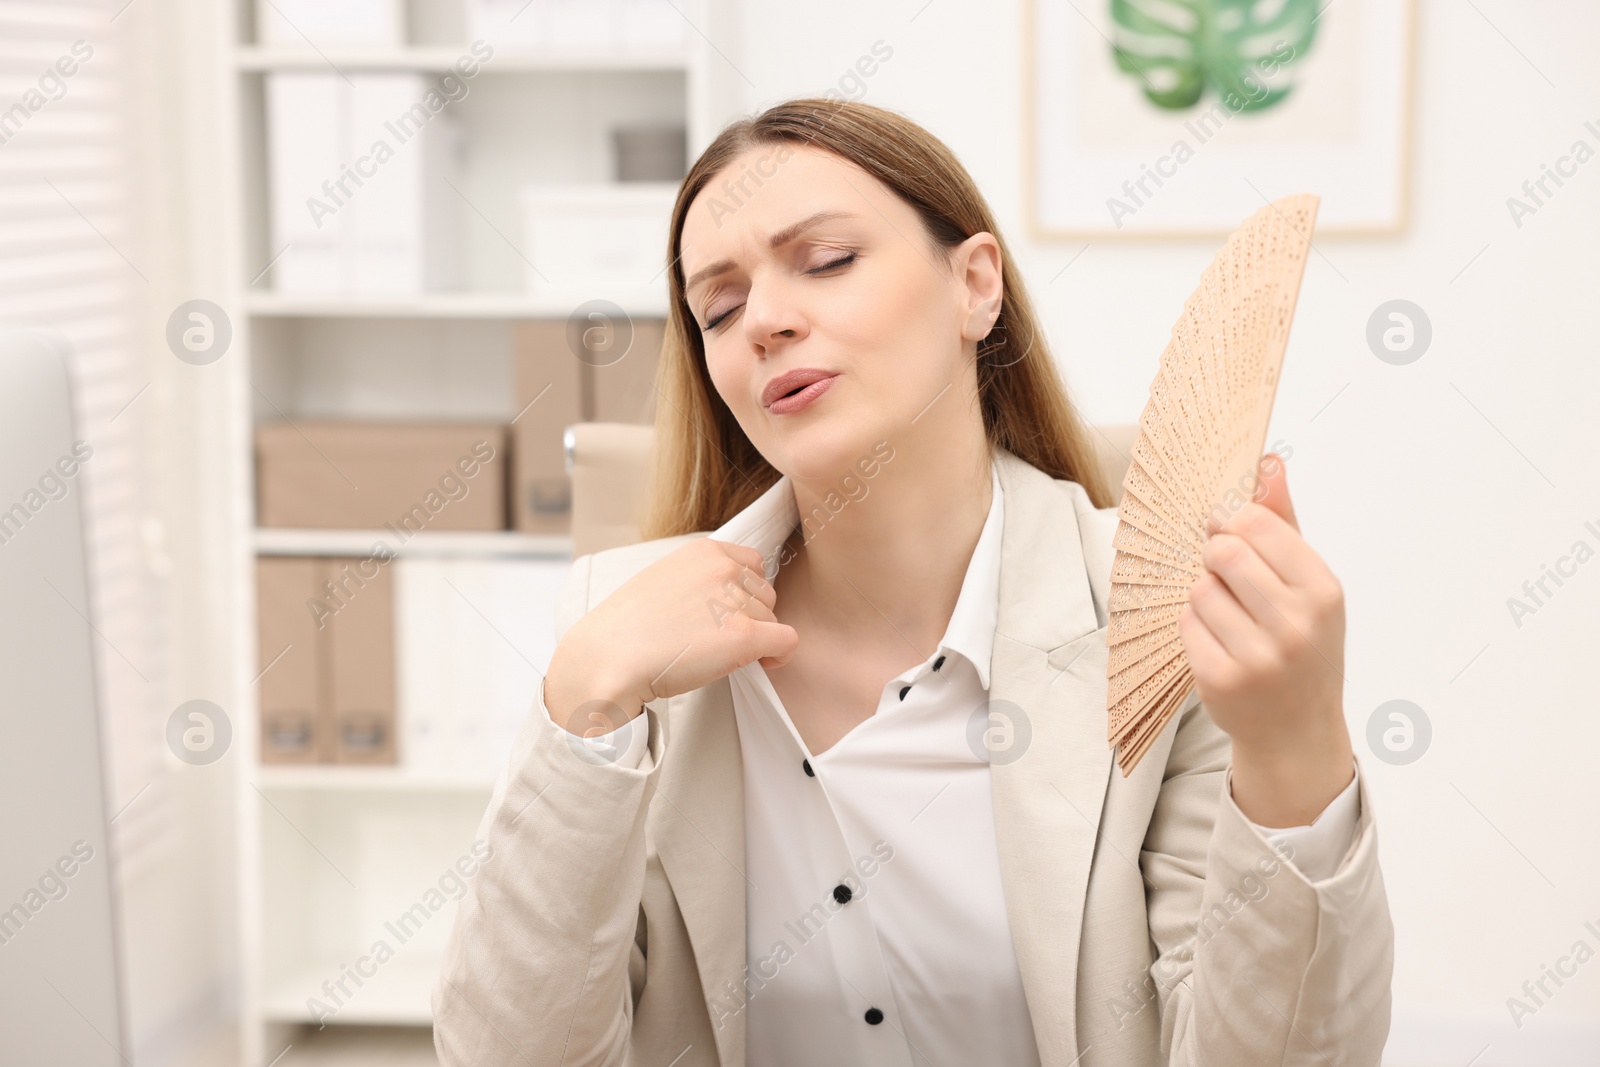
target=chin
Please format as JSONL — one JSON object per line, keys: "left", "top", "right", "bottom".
{"left": 763, "top": 422, "right": 887, "bottom": 487}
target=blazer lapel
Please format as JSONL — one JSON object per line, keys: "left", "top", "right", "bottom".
{"left": 649, "top": 676, "right": 748, "bottom": 1066}
{"left": 988, "top": 450, "right": 1115, "bottom": 1067}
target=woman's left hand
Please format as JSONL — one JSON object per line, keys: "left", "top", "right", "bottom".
{"left": 1176, "top": 453, "right": 1356, "bottom": 828}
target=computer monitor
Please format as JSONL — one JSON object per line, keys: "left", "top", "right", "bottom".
{"left": 0, "top": 328, "right": 126, "bottom": 1064}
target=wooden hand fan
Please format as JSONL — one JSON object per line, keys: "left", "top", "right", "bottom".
{"left": 1106, "top": 193, "right": 1320, "bottom": 777}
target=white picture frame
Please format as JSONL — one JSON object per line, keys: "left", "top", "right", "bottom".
{"left": 1026, "top": 0, "right": 1415, "bottom": 237}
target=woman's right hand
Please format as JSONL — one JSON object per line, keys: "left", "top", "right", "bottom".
{"left": 543, "top": 538, "right": 800, "bottom": 737}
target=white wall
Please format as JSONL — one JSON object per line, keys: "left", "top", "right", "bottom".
{"left": 733, "top": 2, "right": 1600, "bottom": 1063}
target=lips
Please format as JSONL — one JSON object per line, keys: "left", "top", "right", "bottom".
{"left": 762, "top": 368, "right": 839, "bottom": 410}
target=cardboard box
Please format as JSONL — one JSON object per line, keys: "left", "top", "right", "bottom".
{"left": 612, "top": 126, "right": 687, "bottom": 182}
{"left": 511, "top": 322, "right": 583, "bottom": 533}
{"left": 256, "top": 555, "right": 399, "bottom": 765}
{"left": 509, "top": 315, "right": 662, "bottom": 533}
{"left": 567, "top": 422, "right": 655, "bottom": 557}
{"left": 591, "top": 316, "right": 664, "bottom": 425}
{"left": 256, "top": 557, "right": 331, "bottom": 763}
{"left": 256, "top": 421, "right": 509, "bottom": 531}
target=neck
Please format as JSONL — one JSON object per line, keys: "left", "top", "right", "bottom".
{"left": 776, "top": 417, "right": 994, "bottom": 657}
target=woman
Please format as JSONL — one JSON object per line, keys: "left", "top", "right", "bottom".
{"left": 434, "top": 98, "right": 1393, "bottom": 1066}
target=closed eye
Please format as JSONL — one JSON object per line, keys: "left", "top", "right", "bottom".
{"left": 810, "top": 252, "right": 857, "bottom": 274}
{"left": 702, "top": 252, "right": 858, "bottom": 332}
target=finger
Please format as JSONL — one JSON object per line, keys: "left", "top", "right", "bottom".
{"left": 1205, "top": 453, "right": 1298, "bottom": 537}
{"left": 713, "top": 540, "right": 771, "bottom": 577}
{"left": 728, "top": 565, "right": 777, "bottom": 614}
{"left": 738, "top": 591, "right": 778, "bottom": 624}
{"left": 716, "top": 543, "right": 779, "bottom": 611}
{"left": 1201, "top": 532, "right": 1299, "bottom": 638}
{"left": 1251, "top": 453, "right": 1297, "bottom": 531}
{"left": 1209, "top": 503, "right": 1326, "bottom": 592}
{"left": 750, "top": 619, "right": 800, "bottom": 669}
{"left": 1186, "top": 570, "right": 1271, "bottom": 665}
{"left": 1177, "top": 599, "right": 1233, "bottom": 683}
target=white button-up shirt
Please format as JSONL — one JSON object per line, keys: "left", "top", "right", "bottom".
{"left": 553, "top": 456, "right": 1360, "bottom": 1066}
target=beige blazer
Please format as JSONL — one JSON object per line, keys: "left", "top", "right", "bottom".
{"left": 433, "top": 447, "right": 1394, "bottom": 1066}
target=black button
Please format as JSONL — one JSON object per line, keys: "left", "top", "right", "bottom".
{"left": 864, "top": 1007, "right": 884, "bottom": 1025}
{"left": 802, "top": 758, "right": 814, "bottom": 777}
{"left": 933, "top": 655, "right": 946, "bottom": 671}
{"left": 898, "top": 685, "right": 910, "bottom": 701}
{"left": 833, "top": 884, "right": 853, "bottom": 904}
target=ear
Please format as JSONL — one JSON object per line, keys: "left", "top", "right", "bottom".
{"left": 957, "top": 232, "right": 1004, "bottom": 342}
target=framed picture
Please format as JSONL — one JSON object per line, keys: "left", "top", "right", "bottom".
{"left": 1025, "top": 0, "right": 1414, "bottom": 237}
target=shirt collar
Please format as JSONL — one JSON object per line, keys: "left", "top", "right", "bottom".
{"left": 709, "top": 457, "right": 1004, "bottom": 689}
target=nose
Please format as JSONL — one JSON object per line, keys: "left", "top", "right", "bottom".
{"left": 741, "top": 273, "right": 806, "bottom": 354}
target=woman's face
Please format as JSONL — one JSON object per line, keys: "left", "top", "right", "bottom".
{"left": 679, "top": 143, "right": 1002, "bottom": 484}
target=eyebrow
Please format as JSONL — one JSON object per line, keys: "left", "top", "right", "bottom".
{"left": 682, "top": 210, "right": 861, "bottom": 296}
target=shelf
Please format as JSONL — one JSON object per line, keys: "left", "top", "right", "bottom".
{"left": 229, "top": 2, "right": 724, "bottom": 1060}
{"left": 236, "top": 45, "right": 690, "bottom": 73}
{"left": 256, "top": 1026, "right": 439, "bottom": 1064}
{"left": 258, "top": 766, "right": 497, "bottom": 792}
{"left": 254, "top": 528, "right": 572, "bottom": 559}
{"left": 244, "top": 291, "right": 670, "bottom": 320}
{"left": 263, "top": 956, "right": 444, "bottom": 1025}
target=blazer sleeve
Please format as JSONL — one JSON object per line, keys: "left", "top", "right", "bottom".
{"left": 1243, "top": 761, "right": 1361, "bottom": 884}
{"left": 1140, "top": 694, "right": 1394, "bottom": 1065}
{"left": 432, "top": 553, "right": 661, "bottom": 1067}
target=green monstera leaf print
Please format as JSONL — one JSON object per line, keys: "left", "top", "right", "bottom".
{"left": 1109, "top": 0, "right": 1320, "bottom": 111}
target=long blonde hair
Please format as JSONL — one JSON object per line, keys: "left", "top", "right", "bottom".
{"left": 642, "top": 97, "right": 1112, "bottom": 538}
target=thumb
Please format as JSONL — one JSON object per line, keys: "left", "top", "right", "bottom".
{"left": 1251, "top": 452, "right": 1299, "bottom": 532}
{"left": 756, "top": 621, "right": 800, "bottom": 670}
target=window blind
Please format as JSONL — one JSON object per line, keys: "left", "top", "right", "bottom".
{"left": 0, "top": 0, "right": 173, "bottom": 879}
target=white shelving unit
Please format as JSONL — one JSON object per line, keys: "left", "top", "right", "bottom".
{"left": 259, "top": 766, "right": 501, "bottom": 791}
{"left": 235, "top": 45, "right": 694, "bottom": 72}
{"left": 254, "top": 527, "right": 571, "bottom": 559}
{"left": 245, "top": 291, "right": 668, "bottom": 319}
{"left": 215, "top": 2, "right": 741, "bottom": 1062}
